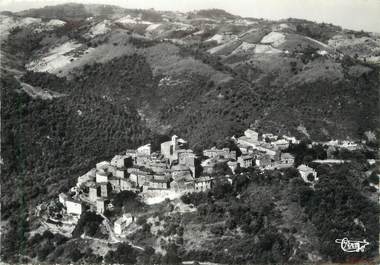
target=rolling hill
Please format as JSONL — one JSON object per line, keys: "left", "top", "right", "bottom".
{"left": 2, "top": 3, "right": 379, "bottom": 144}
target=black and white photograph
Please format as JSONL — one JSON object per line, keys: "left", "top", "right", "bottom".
{"left": 0, "top": 0, "right": 379, "bottom": 264}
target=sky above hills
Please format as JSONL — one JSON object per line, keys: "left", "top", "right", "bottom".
{"left": 1, "top": 0, "right": 379, "bottom": 33}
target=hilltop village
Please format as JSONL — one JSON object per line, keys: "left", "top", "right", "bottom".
{"left": 2, "top": 4, "right": 380, "bottom": 264}
{"left": 40, "top": 128, "right": 365, "bottom": 238}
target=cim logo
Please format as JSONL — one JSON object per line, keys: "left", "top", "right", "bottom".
{"left": 335, "top": 238, "right": 370, "bottom": 253}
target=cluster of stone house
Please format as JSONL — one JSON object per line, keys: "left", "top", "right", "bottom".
{"left": 233, "top": 129, "right": 297, "bottom": 170}
{"left": 58, "top": 135, "right": 213, "bottom": 215}
{"left": 203, "top": 147, "right": 237, "bottom": 161}
{"left": 233, "top": 129, "right": 318, "bottom": 183}
{"left": 57, "top": 130, "right": 318, "bottom": 216}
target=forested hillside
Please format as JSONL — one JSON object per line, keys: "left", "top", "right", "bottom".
{"left": 2, "top": 4, "right": 379, "bottom": 146}
{"left": 0, "top": 74, "right": 157, "bottom": 261}
{"left": 0, "top": 3, "right": 379, "bottom": 264}
{"left": 177, "top": 164, "right": 379, "bottom": 264}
